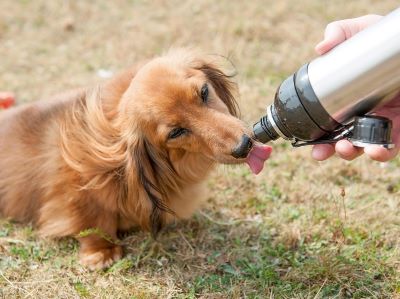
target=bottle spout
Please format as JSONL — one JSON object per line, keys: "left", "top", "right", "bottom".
{"left": 253, "top": 120, "right": 272, "bottom": 143}
{"left": 252, "top": 114, "right": 279, "bottom": 144}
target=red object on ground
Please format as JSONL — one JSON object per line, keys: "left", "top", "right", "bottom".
{"left": 0, "top": 92, "right": 16, "bottom": 109}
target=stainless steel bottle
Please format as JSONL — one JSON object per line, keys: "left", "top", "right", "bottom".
{"left": 253, "top": 7, "right": 400, "bottom": 148}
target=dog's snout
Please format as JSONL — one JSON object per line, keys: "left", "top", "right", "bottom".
{"left": 231, "top": 134, "right": 253, "bottom": 159}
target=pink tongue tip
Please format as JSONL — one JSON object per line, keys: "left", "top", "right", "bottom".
{"left": 246, "top": 144, "right": 272, "bottom": 174}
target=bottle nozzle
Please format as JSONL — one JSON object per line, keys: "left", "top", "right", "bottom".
{"left": 252, "top": 115, "right": 279, "bottom": 144}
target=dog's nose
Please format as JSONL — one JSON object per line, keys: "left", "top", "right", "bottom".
{"left": 232, "top": 134, "right": 253, "bottom": 158}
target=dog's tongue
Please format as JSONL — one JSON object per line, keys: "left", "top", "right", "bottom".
{"left": 246, "top": 144, "right": 272, "bottom": 175}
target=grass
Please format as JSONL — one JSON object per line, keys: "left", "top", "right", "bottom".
{"left": 1, "top": 0, "right": 400, "bottom": 298}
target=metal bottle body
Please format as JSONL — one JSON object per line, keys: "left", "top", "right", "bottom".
{"left": 308, "top": 8, "right": 400, "bottom": 124}
{"left": 253, "top": 7, "right": 400, "bottom": 146}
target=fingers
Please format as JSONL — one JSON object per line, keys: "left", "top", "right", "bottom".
{"left": 312, "top": 140, "right": 399, "bottom": 162}
{"left": 364, "top": 145, "right": 399, "bottom": 162}
{"left": 315, "top": 22, "right": 347, "bottom": 55}
{"left": 335, "top": 139, "right": 363, "bottom": 160}
{"left": 315, "top": 14, "right": 382, "bottom": 55}
{"left": 312, "top": 144, "right": 335, "bottom": 161}
{"left": 311, "top": 140, "right": 363, "bottom": 161}
{"left": 312, "top": 140, "right": 362, "bottom": 161}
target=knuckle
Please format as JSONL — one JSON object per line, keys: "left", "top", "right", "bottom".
{"left": 326, "top": 21, "right": 339, "bottom": 29}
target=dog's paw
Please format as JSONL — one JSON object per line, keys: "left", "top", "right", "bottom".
{"left": 79, "top": 245, "right": 123, "bottom": 270}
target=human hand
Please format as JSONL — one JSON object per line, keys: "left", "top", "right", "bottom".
{"left": 311, "top": 14, "right": 400, "bottom": 162}
{"left": 314, "top": 14, "right": 383, "bottom": 55}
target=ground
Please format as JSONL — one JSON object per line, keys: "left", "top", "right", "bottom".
{"left": 0, "top": 0, "right": 400, "bottom": 298}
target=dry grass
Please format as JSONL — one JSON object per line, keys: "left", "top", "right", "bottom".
{"left": 1, "top": 0, "right": 400, "bottom": 298}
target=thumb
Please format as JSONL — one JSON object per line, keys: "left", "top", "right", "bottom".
{"left": 315, "top": 15, "right": 382, "bottom": 55}
{"left": 315, "top": 22, "right": 347, "bottom": 55}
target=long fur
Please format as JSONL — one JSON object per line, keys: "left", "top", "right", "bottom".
{"left": 0, "top": 49, "right": 248, "bottom": 269}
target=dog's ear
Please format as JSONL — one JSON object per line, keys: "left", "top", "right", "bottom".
{"left": 197, "top": 62, "right": 239, "bottom": 117}
{"left": 127, "top": 136, "right": 176, "bottom": 237}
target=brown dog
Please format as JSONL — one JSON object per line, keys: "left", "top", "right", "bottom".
{"left": 0, "top": 49, "right": 271, "bottom": 269}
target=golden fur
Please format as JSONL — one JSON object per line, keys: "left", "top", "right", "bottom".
{"left": 0, "top": 49, "right": 250, "bottom": 269}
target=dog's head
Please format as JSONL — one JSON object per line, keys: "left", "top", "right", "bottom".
{"left": 119, "top": 49, "right": 253, "bottom": 166}
{"left": 60, "top": 49, "right": 271, "bottom": 236}
{"left": 111, "top": 49, "right": 271, "bottom": 235}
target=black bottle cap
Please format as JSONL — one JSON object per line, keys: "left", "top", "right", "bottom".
{"left": 349, "top": 115, "right": 394, "bottom": 148}
{"left": 253, "top": 114, "right": 279, "bottom": 143}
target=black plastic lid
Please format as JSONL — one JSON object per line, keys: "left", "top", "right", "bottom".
{"left": 349, "top": 115, "right": 393, "bottom": 147}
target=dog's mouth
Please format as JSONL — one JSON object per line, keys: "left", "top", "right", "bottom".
{"left": 215, "top": 142, "right": 272, "bottom": 175}
{"left": 229, "top": 134, "right": 272, "bottom": 174}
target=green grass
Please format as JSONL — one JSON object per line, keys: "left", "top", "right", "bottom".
{"left": 1, "top": 205, "right": 398, "bottom": 298}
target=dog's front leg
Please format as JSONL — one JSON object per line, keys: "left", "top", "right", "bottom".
{"left": 77, "top": 213, "right": 123, "bottom": 270}
{"left": 37, "top": 196, "right": 123, "bottom": 270}
{"left": 78, "top": 235, "right": 122, "bottom": 270}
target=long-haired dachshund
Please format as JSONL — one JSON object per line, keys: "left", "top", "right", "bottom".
{"left": 0, "top": 49, "right": 271, "bottom": 269}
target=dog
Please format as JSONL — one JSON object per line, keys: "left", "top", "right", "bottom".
{"left": 0, "top": 49, "right": 271, "bottom": 270}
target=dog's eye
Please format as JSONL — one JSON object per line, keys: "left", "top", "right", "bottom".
{"left": 200, "top": 84, "right": 208, "bottom": 103}
{"left": 168, "top": 127, "right": 189, "bottom": 139}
